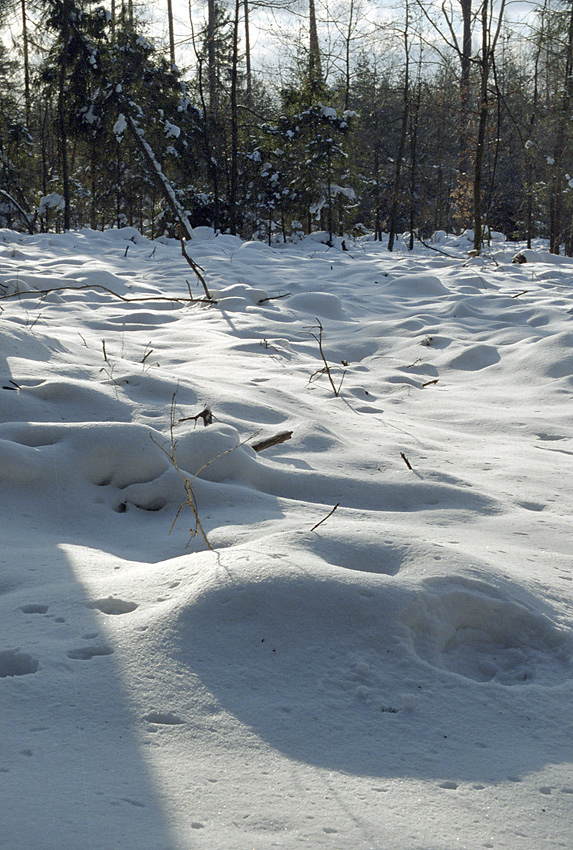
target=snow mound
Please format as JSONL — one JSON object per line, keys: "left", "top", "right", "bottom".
{"left": 212, "top": 283, "right": 269, "bottom": 310}
{"left": 286, "top": 291, "right": 348, "bottom": 319}
{"left": 384, "top": 273, "right": 450, "bottom": 297}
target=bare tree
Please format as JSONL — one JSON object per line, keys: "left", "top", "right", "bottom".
{"left": 229, "top": 0, "right": 240, "bottom": 233}
{"left": 388, "top": 1, "right": 411, "bottom": 252}
{"left": 472, "top": 0, "right": 506, "bottom": 251}
{"left": 548, "top": 0, "right": 573, "bottom": 253}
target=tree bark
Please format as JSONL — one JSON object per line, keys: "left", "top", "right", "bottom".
{"left": 229, "top": 0, "right": 240, "bottom": 234}
{"left": 58, "top": 1, "right": 71, "bottom": 230}
{"left": 388, "top": 8, "right": 410, "bottom": 252}
{"left": 244, "top": 0, "right": 252, "bottom": 104}
{"left": 309, "top": 0, "right": 321, "bottom": 80}
{"left": 548, "top": 0, "right": 573, "bottom": 254}
{"left": 166, "top": 0, "right": 176, "bottom": 66}
{"left": 21, "top": 0, "right": 31, "bottom": 126}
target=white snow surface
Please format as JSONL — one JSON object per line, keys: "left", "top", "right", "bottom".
{"left": 1, "top": 227, "right": 572, "bottom": 850}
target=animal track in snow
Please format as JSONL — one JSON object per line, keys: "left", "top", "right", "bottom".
{"left": 403, "top": 578, "right": 572, "bottom": 686}
{"left": 0, "top": 649, "right": 39, "bottom": 677}
{"left": 88, "top": 597, "right": 138, "bottom": 615}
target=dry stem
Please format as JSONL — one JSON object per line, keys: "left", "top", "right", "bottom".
{"left": 305, "top": 319, "right": 346, "bottom": 397}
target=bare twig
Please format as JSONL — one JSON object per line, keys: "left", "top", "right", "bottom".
{"left": 151, "top": 395, "right": 213, "bottom": 550}
{"left": 310, "top": 502, "right": 340, "bottom": 532}
{"left": 305, "top": 319, "right": 346, "bottom": 397}
{"left": 422, "top": 379, "right": 439, "bottom": 387}
{"left": 141, "top": 344, "right": 154, "bottom": 365}
{"left": 152, "top": 396, "right": 253, "bottom": 550}
{"left": 257, "top": 292, "right": 292, "bottom": 304}
{"left": 400, "top": 452, "right": 413, "bottom": 471}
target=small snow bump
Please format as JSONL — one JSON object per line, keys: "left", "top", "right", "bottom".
{"left": 121, "top": 797, "right": 146, "bottom": 808}
{"left": 66, "top": 646, "right": 114, "bottom": 660}
{"left": 144, "top": 711, "right": 184, "bottom": 726}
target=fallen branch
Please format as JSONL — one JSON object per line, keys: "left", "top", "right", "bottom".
{"left": 0, "top": 283, "right": 211, "bottom": 306}
{"left": 0, "top": 189, "right": 36, "bottom": 234}
{"left": 422, "top": 379, "right": 439, "bottom": 387}
{"left": 251, "top": 430, "right": 293, "bottom": 452}
{"left": 414, "top": 233, "right": 459, "bottom": 259}
{"left": 178, "top": 407, "right": 213, "bottom": 428}
{"left": 310, "top": 502, "right": 340, "bottom": 532}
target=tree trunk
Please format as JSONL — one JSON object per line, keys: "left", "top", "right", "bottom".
{"left": 344, "top": 0, "right": 355, "bottom": 110}
{"left": 207, "top": 0, "right": 218, "bottom": 113}
{"left": 388, "top": 9, "right": 410, "bottom": 252}
{"left": 472, "top": 0, "right": 506, "bottom": 253}
{"left": 408, "top": 77, "right": 421, "bottom": 250}
{"left": 309, "top": 0, "right": 321, "bottom": 80}
{"left": 473, "top": 1, "right": 489, "bottom": 253}
{"left": 166, "top": 0, "right": 176, "bottom": 66}
{"left": 244, "top": 0, "right": 252, "bottom": 104}
{"left": 58, "top": 2, "right": 71, "bottom": 230}
{"left": 21, "top": 0, "right": 31, "bottom": 126}
{"left": 548, "top": 0, "right": 573, "bottom": 254}
{"left": 459, "top": 0, "right": 472, "bottom": 176}
{"left": 229, "top": 0, "right": 240, "bottom": 234}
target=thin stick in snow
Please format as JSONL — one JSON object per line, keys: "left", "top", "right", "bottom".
{"left": 310, "top": 502, "right": 340, "bottom": 532}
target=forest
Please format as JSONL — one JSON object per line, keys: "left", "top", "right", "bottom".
{"left": 0, "top": 0, "right": 572, "bottom": 254}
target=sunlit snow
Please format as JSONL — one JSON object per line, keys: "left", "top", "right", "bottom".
{"left": 1, "top": 226, "right": 572, "bottom": 849}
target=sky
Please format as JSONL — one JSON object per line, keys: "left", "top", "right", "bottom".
{"left": 142, "top": 0, "right": 542, "bottom": 81}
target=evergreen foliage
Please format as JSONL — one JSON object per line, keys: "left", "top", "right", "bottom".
{"left": 0, "top": 0, "right": 571, "bottom": 252}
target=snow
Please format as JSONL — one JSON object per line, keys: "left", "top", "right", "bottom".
{"left": 1, "top": 226, "right": 573, "bottom": 850}
{"left": 37, "top": 193, "right": 65, "bottom": 216}
{"left": 321, "top": 104, "right": 338, "bottom": 119}
{"left": 164, "top": 120, "right": 181, "bottom": 139}
{"left": 113, "top": 113, "right": 127, "bottom": 138}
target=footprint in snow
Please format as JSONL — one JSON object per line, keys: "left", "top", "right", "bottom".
{"left": 87, "top": 596, "right": 138, "bottom": 615}
{"left": 143, "top": 711, "right": 184, "bottom": 726}
{"left": 0, "top": 649, "right": 39, "bottom": 677}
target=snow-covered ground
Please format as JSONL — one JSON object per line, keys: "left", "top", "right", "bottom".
{"left": 1, "top": 226, "right": 572, "bottom": 850}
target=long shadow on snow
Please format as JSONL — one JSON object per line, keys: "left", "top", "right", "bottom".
{"left": 169, "top": 548, "right": 573, "bottom": 784}
{"left": 0, "top": 533, "right": 181, "bottom": 850}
